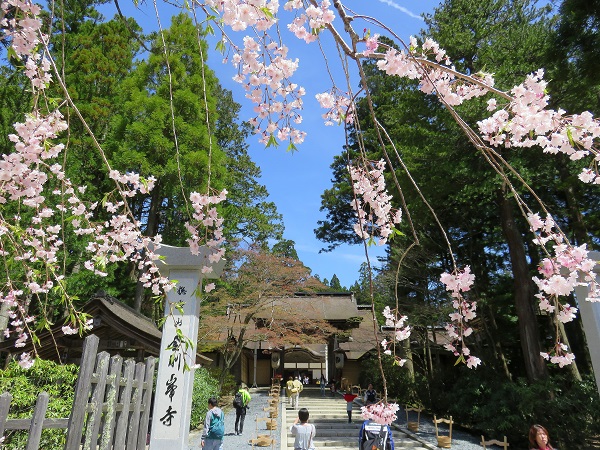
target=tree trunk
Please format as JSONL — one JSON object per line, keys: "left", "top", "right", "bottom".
{"left": 498, "top": 184, "right": 548, "bottom": 381}
{"left": 558, "top": 156, "right": 588, "bottom": 246}
{"left": 401, "top": 337, "right": 415, "bottom": 381}
{"left": 558, "top": 319, "right": 582, "bottom": 381}
{"left": 483, "top": 303, "right": 512, "bottom": 380}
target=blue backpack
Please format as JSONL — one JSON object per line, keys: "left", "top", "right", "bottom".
{"left": 209, "top": 410, "right": 225, "bottom": 439}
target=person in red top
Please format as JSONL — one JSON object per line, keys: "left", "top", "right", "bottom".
{"left": 529, "top": 424, "right": 555, "bottom": 450}
{"left": 342, "top": 392, "right": 358, "bottom": 423}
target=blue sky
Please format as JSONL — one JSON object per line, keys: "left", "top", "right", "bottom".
{"left": 100, "top": 1, "right": 442, "bottom": 288}
{"left": 208, "top": 1, "right": 441, "bottom": 288}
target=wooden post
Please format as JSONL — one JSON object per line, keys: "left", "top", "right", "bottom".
{"left": 113, "top": 359, "right": 135, "bottom": 449}
{"left": 137, "top": 357, "right": 155, "bottom": 449}
{"left": 26, "top": 392, "right": 49, "bottom": 450}
{"left": 99, "top": 355, "right": 123, "bottom": 450}
{"left": 65, "top": 334, "right": 99, "bottom": 450}
{"left": 0, "top": 392, "right": 12, "bottom": 438}
{"left": 83, "top": 351, "right": 110, "bottom": 449}
{"left": 149, "top": 245, "right": 224, "bottom": 450}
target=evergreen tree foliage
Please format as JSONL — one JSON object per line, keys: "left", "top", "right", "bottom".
{"left": 317, "top": 0, "right": 598, "bottom": 383}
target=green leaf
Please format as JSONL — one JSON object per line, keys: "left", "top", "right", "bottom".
{"left": 266, "top": 134, "right": 279, "bottom": 148}
{"left": 566, "top": 126, "right": 575, "bottom": 147}
{"left": 286, "top": 141, "right": 297, "bottom": 153}
{"left": 260, "top": 7, "right": 274, "bottom": 19}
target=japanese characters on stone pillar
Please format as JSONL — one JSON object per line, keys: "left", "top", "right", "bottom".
{"left": 149, "top": 245, "right": 224, "bottom": 450}
{"left": 574, "top": 250, "right": 600, "bottom": 394}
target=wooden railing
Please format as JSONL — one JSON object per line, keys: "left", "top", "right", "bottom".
{"left": 0, "top": 334, "right": 155, "bottom": 450}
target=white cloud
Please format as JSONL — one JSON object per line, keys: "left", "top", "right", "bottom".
{"left": 376, "top": 0, "right": 424, "bottom": 20}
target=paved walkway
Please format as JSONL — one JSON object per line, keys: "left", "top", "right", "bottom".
{"left": 188, "top": 386, "right": 483, "bottom": 450}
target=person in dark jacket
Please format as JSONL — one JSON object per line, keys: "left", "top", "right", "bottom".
{"left": 363, "top": 384, "right": 377, "bottom": 405}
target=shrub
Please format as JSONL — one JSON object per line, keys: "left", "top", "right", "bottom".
{"left": 0, "top": 359, "right": 79, "bottom": 449}
{"left": 438, "top": 368, "right": 600, "bottom": 450}
{"left": 190, "top": 367, "right": 220, "bottom": 430}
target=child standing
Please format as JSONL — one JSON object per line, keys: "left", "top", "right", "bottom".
{"left": 343, "top": 392, "right": 358, "bottom": 423}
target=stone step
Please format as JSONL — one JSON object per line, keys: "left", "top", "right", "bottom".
{"left": 288, "top": 428, "right": 406, "bottom": 440}
{"left": 284, "top": 423, "right": 362, "bottom": 429}
{"left": 286, "top": 437, "right": 425, "bottom": 447}
{"left": 280, "top": 388, "right": 431, "bottom": 450}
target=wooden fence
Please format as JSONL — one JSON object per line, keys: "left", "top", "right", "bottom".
{"left": 0, "top": 334, "right": 155, "bottom": 449}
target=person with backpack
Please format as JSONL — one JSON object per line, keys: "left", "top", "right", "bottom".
{"left": 202, "top": 397, "right": 224, "bottom": 450}
{"left": 233, "top": 384, "right": 251, "bottom": 435}
{"left": 363, "top": 384, "right": 377, "bottom": 405}
{"left": 290, "top": 408, "right": 316, "bottom": 450}
{"left": 359, "top": 419, "right": 395, "bottom": 450}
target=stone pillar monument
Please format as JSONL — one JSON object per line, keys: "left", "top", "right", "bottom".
{"left": 149, "top": 245, "right": 224, "bottom": 449}
{"left": 574, "top": 250, "right": 600, "bottom": 394}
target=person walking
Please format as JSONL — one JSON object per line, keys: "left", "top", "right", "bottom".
{"left": 286, "top": 376, "right": 295, "bottom": 405}
{"left": 201, "top": 397, "right": 224, "bottom": 450}
{"left": 343, "top": 392, "right": 358, "bottom": 423}
{"left": 290, "top": 376, "right": 303, "bottom": 409}
{"left": 319, "top": 374, "right": 326, "bottom": 397}
{"left": 359, "top": 419, "right": 395, "bottom": 450}
{"left": 234, "top": 384, "right": 251, "bottom": 435}
{"left": 290, "top": 408, "right": 316, "bottom": 450}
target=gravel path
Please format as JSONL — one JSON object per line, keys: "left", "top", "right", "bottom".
{"left": 188, "top": 388, "right": 281, "bottom": 450}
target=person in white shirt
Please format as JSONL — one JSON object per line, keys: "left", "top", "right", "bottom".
{"left": 290, "top": 408, "right": 315, "bottom": 450}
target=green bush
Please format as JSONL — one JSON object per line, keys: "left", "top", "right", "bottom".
{"left": 359, "top": 353, "right": 422, "bottom": 406}
{"left": 428, "top": 367, "right": 600, "bottom": 450}
{"left": 0, "top": 359, "right": 79, "bottom": 449}
{"left": 190, "top": 367, "right": 220, "bottom": 430}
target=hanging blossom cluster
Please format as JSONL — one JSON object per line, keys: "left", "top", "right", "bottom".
{"left": 315, "top": 89, "right": 355, "bottom": 126}
{"left": 202, "top": 0, "right": 279, "bottom": 32}
{"left": 185, "top": 189, "right": 228, "bottom": 294}
{"left": 361, "top": 401, "right": 399, "bottom": 426}
{"left": 348, "top": 159, "right": 402, "bottom": 245}
{"left": 527, "top": 212, "right": 599, "bottom": 367}
{"left": 233, "top": 35, "right": 306, "bottom": 147}
{"left": 440, "top": 266, "right": 481, "bottom": 369}
{"left": 478, "top": 70, "right": 600, "bottom": 184}
{"left": 1, "top": 0, "right": 51, "bottom": 90}
{"left": 373, "top": 36, "right": 495, "bottom": 107}
{"left": 370, "top": 32, "right": 600, "bottom": 186}
{"left": 380, "top": 305, "right": 411, "bottom": 367}
{"left": 285, "top": 0, "right": 335, "bottom": 44}
{"left": 200, "top": 0, "right": 308, "bottom": 147}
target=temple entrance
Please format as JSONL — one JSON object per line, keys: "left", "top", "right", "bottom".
{"left": 282, "top": 344, "right": 328, "bottom": 385}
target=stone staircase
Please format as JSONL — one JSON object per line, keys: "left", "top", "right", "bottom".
{"left": 281, "top": 387, "right": 431, "bottom": 450}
